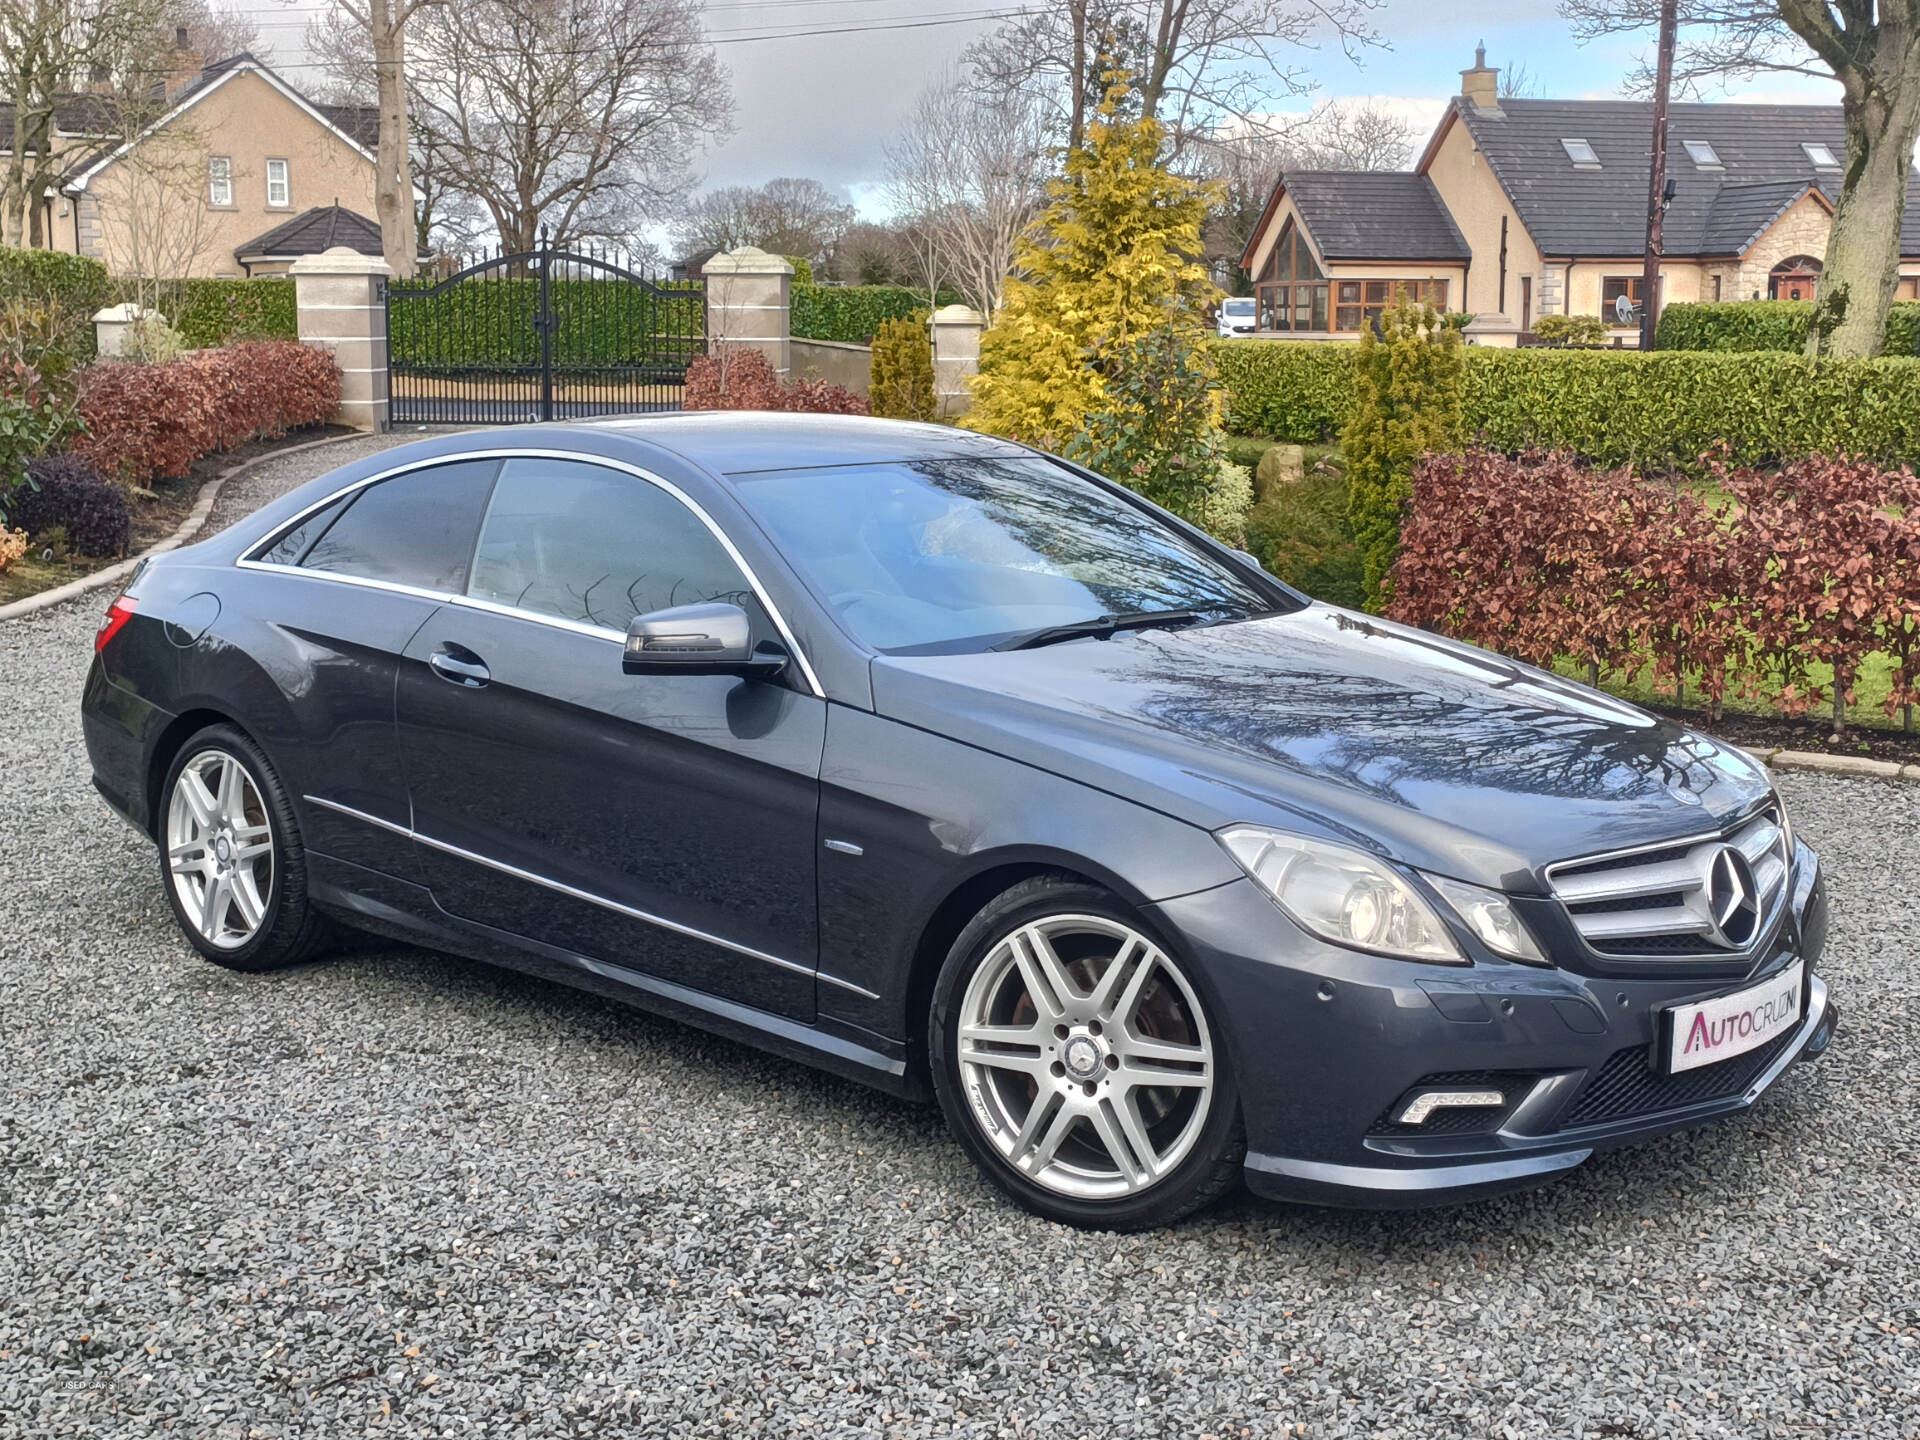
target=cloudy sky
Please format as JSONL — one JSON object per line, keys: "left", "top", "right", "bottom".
{"left": 245, "top": 0, "right": 1842, "bottom": 221}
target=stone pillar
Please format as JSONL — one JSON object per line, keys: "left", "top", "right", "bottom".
{"left": 930, "top": 304, "right": 984, "bottom": 418}
{"left": 92, "top": 302, "right": 149, "bottom": 358}
{"left": 290, "top": 245, "right": 392, "bottom": 432}
{"left": 703, "top": 246, "right": 793, "bottom": 375}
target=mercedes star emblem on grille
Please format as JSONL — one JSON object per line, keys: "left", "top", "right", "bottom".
{"left": 1705, "top": 845, "right": 1760, "bottom": 948}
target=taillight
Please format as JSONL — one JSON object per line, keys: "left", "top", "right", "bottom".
{"left": 95, "top": 594, "right": 137, "bottom": 653}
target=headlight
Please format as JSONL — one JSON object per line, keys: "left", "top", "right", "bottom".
{"left": 1421, "top": 874, "right": 1549, "bottom": 966}
{"left": 1217, "top": 826, "right": 1464, "bottom": 964}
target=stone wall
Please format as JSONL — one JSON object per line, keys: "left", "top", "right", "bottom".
{"left": 791, "top": 339, "right": 871, "bottom": 395}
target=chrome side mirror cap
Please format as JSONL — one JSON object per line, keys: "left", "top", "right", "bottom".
{"left": 622, "top": 602, "right": 788, "bottom": 678}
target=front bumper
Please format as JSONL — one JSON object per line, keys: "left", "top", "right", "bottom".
{"left": 1150, "top": 848, "right": 1834, "bottom": 1209}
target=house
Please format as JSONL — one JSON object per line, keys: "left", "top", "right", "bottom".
{"left": 234, "top": 203, "right": 428, "bottom": 276}
{"left": 1240, "top": 45, "right": 1920, "bottom": 343}
{"left": 6, "top": 35, "right": 393, "bottom": 278}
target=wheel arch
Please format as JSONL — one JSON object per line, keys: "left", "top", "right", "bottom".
{"left": 144, "top": 707, "right": 256, "bottom": 838}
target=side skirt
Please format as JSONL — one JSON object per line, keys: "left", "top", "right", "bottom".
{"left": 307, "top": 853, "right": 920, "bottom": 1100}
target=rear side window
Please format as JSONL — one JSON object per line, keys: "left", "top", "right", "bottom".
{"left": 258, "top": 491, "right": 353, "bottom": 566}
{"left": 467, "top": 456, "right": 753, "bottom": 631}
{"left": 300, "top": 459, "right": 499, "bottom": 592}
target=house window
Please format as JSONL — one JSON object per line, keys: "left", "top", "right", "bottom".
{"left": 1899, "top": 277, "right": 1920, "bottom": 302}
{"left": 1683, "top": 140, "right": 1721, "bottom": 168}
{"left": 1560, "top": 138, "right": 1601, "bottom": 168}
{"left": 1802, "top": 142, "right": 1839, "bottom": 168}
{"left": 1711, "top": 274, "right": 1723, "bottom": 302}
{"left": 1254, "top": 218, "right": 1329, "bottom": 333}
{"left": 208, "top": 155, "right": 231, "bottom": 207}
{"left": 1769, "top": 254, "right": 1822, "bottom": 302}
{"left": 1333, "top": 278, "right": 1450, "bottom": 332}
{"left": 1602, "top": 276, "right": 1647, "bottom": 324}
{"left": 266, "top": 159, "right": 289, "bottom": 208}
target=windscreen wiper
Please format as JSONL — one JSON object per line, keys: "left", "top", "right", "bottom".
{"left": 993, "top": 608, "right": 1206, "bottom": 652}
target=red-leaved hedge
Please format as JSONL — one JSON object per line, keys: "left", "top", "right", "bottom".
{"left": 683, "top": 346, "right": 867, "bottom": 415}
{"left": 73, "top": 341, "right": 342, "bottom": 486}
{"left": 1388, "top": 448, "right": 1920, "bottom": 729}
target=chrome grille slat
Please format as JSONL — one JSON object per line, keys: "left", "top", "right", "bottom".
{"left": 1546, "top": 807, "right": 1791, "bottom": 960}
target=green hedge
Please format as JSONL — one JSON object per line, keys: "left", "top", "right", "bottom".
{"left": 790, "top": 283, "right": 931, "bottom": 343}
{"left": 1215, "top": 339, "right": 1920, "bottom": 472}
{"left": 0, "top": 247, "right": 113, "bottom": 363}
{"left": 386, "top": 277, "right": 705, "bottom": 368}
{"left": 166, "top": 278, "right": 297, "bottom": 348}
{"left": 1655, "top": 299, "right": 1920, "bottom": 356}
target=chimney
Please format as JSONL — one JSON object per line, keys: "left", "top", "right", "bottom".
{"left": 167, "top": 25, "right": 202, "bottom": 96}
{"left": 1461, "top": 41, "right": 1501, "bottom": 114}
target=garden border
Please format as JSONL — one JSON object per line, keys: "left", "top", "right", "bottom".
{"left": 0, "top": 430, "right": 367, "bottom": 623}
{"left": 1746, "top": 748, "right": 1919, "bottom": 784}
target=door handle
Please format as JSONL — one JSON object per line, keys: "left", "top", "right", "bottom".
{"left": 428, "top": 645, "right": 490, "bottom": 688}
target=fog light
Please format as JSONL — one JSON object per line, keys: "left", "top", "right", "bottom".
{"left": 1396, "top": 1089, "right": 1506, "bottom": 1125}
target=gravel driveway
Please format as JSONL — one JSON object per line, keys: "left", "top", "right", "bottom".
{"left": 2, "top": 440, "right": 1917, "bottom": 1437}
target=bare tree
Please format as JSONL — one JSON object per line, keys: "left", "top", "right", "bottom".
{"left": 326, "top": 0, "right": 443, "bottom": 277}
{"left": 403, "top": 0, "right": 725, "bottom": 255}
{"left": 1500, "top": 56, "right": 1545, "bottom": 98}
{"left": 883, "top": 76, "right": 1052, "bottom": 316}
{"left": 673, "top": 177, "right": 854, "bottom": 264}
{"left": 1562, "top": 0, "right": 1920, "bottom": 358}
{"left": 1191, "top": 97, "right": 1416, "bottom": 283}
{"left": 963, "top": 0, "right": 1385, "bottom": 156}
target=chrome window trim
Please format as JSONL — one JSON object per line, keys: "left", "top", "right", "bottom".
{"left": 304, "top": 794, "right": 880, "bottom": 1000}
{"left": 237, "top": 447, "right": 825, "bottom": 697}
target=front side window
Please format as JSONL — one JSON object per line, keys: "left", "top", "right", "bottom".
{"left": 1335, "top": 278, "right": 1449, "bottom": 332}
{"left": 208, "top": 155, "right": 232, "bottom": 207}
{"left": 298, "top": 459, "right": 499, "bottom": 592}
{"left": 266, "top": 158, "right": 289, "bottom": 207}
{"left": 1602, "top": 275, "right": 1645, "bottom": 324}
{"left": 467, "top": 457, "right": 753, "bottom": 631}
{"left": 732, "top": 456, "right": 1278, "bottom": 655}
{"left": 1254, "top": 217, "right": 1329, "bottom": 333}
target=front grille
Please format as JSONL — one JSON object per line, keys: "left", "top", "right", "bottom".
{"left": 1546, "top": 807, "right": 1790, "bottom": 959}
{"left": 1367, "top": 1070, "right": 1527, "bottom": 1137}
{"left": 1559, "top": 1029, "right": 1796, "bottom": 1128}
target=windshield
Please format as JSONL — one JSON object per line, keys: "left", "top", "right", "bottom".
{"left": 1222, "top": 299, "right": 1255, "bottom": 315}
{"left": 731, "top": 456, "right": 1280, "bottom": 654}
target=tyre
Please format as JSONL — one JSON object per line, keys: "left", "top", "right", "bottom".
{"left": 158, "top": 724, "right": 336, "bottom": 972}
{"left": 930, "top": 876, "right": 1243, "bottom": 1230}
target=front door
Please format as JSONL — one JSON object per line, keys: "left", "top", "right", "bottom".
{"left": 395, "top": 455, "right": 825, "bottom": 1020}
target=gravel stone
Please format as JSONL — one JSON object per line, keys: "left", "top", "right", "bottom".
{"left": 1, "top": 439, "right": 1915, "bottom": 1437}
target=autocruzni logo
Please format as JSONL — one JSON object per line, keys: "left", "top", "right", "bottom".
{"left": 1681, "top": 981, "right": 1798, "bottom": 1059}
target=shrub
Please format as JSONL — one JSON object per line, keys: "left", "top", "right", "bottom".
{"left": 6, "top": 454, "right": 132, "bottom": 556}
{"left": 0, "top": 355, "right": 74, "bottom": 528}
{"left": 167, "top": 278, "right": 298, "bottom": 348}
{"left": 789, "top": 283, "right": 928, "bottom": 343}
{"left": 125, "top": 313, "right": 188, "bottom": 365}
{"left": 388, "top": 277, "right": 704, "bottom": 368}
{"left": 1342, "top": 296, "right": 1464, "bottom": 609}
{"left": 1212, "top": 341, "right": 1920, "bottom": 474}
{"left": 1244, "top": 462, "right": 1365, "bottom": 610}
{"left": 1213, "top": 340, "right": 1355, "bottom": 442}
{"left": 0, "top": 247, "right": 112, "bottom": 363}
{"left": 682, "top": 346, "right": 868, "bottom": 414}
{"left": 1530, "top": 313, "right": 1608, "bottom": 347}
{"left": 869, "top": 314, "right": 936, "bottom": 421}
{"left": 1656, "top": 299, "right": 1920, "bottom": 355}
{"left": 0, "top": 525, "right": 24, "bottom": 572}
{"left": 1388, "top": 448, "right": 1920, "bottom": 733}
{"left": 71, "top": 341, "right": 342, "bottom": 487}
{"left": 784, "top": 256, "right": 814, "bottom": 286}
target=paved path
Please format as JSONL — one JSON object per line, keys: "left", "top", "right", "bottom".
{"left": 0, "top": 441, "right": 1915, "bottom": 1437}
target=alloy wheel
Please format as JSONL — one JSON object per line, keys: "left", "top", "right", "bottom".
{"left": 955, "top": 914, "right": 1215, "bottom": 1200}
{"left": 166, "top": 749, "right": 276, "bottom": 950}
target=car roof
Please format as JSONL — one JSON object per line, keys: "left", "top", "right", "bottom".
{"left": 556, "top": 411, "right": 1032, "bottom": 476}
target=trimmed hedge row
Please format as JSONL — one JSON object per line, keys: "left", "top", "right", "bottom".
{"left": 0, "top": 247, "right": 113, "bottom": 363}
{"left": 168, "top": 278, "right": 297, "bottom": 348}
{"left": 790, "top": 283, "right": 930, "bottom": 344}
{"left": 1654, "top": 299, "right": 1920, "bottom": 355}
{"left": 386, "top": 277, "right": 705, "bottom": 367}
{"left": 73, "top": 341, "right": 341, "bottom": 487}
{"left": 1215, "top": 339, "right": 1920, "bottom": 472}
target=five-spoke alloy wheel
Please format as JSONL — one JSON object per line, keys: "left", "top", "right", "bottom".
{"left": 157, "top": 725, "right": 337, "bottom": 972}
{"left": 932, "top": 878, "right": 1243, "bottom": 1229}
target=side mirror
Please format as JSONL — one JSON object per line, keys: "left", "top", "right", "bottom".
{"left": 622, "top": 602, "right": 788, "bottom": 678}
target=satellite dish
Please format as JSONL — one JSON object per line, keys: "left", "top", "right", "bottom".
{"left": 1615, "top": 293, "right": 1636, "bottom": 325}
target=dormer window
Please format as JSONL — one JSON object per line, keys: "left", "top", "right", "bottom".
{"left": 1683, "top": 140, "right": 1721, "bottom": 169}
{"left": 1561, "top": 138, "right": 1601, "bottom": 168}
{"left": 1803, "top": 142, "right": 1839, "bottom": 167}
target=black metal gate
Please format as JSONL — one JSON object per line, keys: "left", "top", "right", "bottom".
{"left": 386, "top": 241, "right": 705, "bottom": 424}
